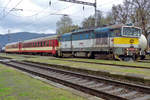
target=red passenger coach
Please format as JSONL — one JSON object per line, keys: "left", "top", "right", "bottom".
{"left": 21, "top": 35, "right": 58, "bottom": 55}
{"left": 5, "top": 35, "right": 59, "bottom": 56}
{"left": 5, "top": 42, "right": 20, "bottom": 53}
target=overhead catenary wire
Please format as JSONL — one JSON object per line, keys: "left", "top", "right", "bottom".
{"left": 0, "top": 0, "right": 124, "bottom": 33}
{"left": 2, "top": 0, "right": 12, "bottom": 17}
{"left": 24, "top": 4, "right": 74, "bottom": 28}
{"left": 0, "top": 0, "right": 24, "bottom": 21}
{"left": 3, "top": 0, "right": 12, "bottom": 10}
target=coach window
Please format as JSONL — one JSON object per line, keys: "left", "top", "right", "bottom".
{"left": 50, "top": 40, "right": 52, "bottom": 46}
{"left": 51, "top": 40, "right": 54, "bottom": 46}
{"left": 43, "top": 41, "right": 46, "bottom": 46}
{"left": 46, "top": 41, "right": 49, "bottom": 46}
{"left": 35, "top": 42, "right": 37, "bottom": 47}
{"left": 40, "top": 42, "right": 42, "bottom": 47}
{"left": 47, "top": 41, "right": 49, "bottom": 46}
{"left": 38, "top": 42, "right": 39, "bottom": 47}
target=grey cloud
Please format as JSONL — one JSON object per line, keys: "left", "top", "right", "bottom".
{"left": 0, "top": 10, "right": 59, "bottom": 34}
{"left": 0, "top": 0, "right": 123, "bottom": 34}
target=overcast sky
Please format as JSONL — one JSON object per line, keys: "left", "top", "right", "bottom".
{"left": 0, "top": 0, "right": 124, "bottom": 34}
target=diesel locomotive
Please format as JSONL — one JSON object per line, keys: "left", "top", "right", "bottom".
{"left": 5, "top": 24, "right": 147, "bottom": 61}
{"left": 58, "top": 24, "right": 147, "bottom": 60}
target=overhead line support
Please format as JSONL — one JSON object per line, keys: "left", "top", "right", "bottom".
{"left": 59, "top": 0, "right": 97, "bottom": 27}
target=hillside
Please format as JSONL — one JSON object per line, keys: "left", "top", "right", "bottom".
{"left": 0, "top": 32, "right": 55, "bottom": 47}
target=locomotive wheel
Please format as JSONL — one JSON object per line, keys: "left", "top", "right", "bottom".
{"left": 140, "top": 55, "right": 145, "bottom": 60}
{"left": 58, "top": 50, "right": 63, "bottom": 58}
{"left": 88, "top": 52, "right": 95, "bottom": 59}
{"left": 123, "top": 57, "right": 134, "bottom": 61}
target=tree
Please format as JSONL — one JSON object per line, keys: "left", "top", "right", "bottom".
{"left": 111, "top": 0, "right": 150, "bottom": 37}
{"left": 81, "top": 11, "right": 113, "bottom": 28}
{"left": 131, "top": 0, "right": 150, "bottom": 37}
{"left": 82, "top": 16, "right": 95, "bottom": 28}
{"left": 56, "top": 16, "right": 79, "bottom": 34}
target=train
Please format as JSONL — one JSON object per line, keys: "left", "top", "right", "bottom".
{"left": 5, "top": 24, "right": 148, "bottom": 61}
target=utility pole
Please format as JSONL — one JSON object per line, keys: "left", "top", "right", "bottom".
{"left": 8, "top": 29, "right": 10, "bottom": 43}
{"left": 59, "top": 0, "right": 97, "bottom": 27}
{"left": 94, "top": 0, "right": 97, "bottom": 27}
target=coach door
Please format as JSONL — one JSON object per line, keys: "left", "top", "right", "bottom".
{"left": 19, "top": 42, "right": 22, "bottom": 53}
{"left": 52, "top": 40, "right": 55, "bottom": 54}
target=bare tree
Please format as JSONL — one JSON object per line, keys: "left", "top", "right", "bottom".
{"left": 131, "top": 0, "right": 150, "bottom": 37}
{"left": 111, "top": 0, "right": 150, "bottom": 37}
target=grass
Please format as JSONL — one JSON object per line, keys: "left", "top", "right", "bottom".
{"left": 1, "top": 53, "right": 150, "bottom": 68}
{"left": 0, "top": 64, "right": 87, "bottom": 100}
{"left": 1, "top": 53, "right": 150, "bottom": 77}
{"left": 27, "top": 58, "right": 150, "bottom": 77}
{"left": 61, "top": 58, "right": 150, "bottom": 68}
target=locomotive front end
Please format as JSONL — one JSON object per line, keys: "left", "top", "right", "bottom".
{"left": 112, "top": 26, "right": 142, "bottom": 60}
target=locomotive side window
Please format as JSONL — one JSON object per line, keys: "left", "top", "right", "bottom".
{"left": 61, "top": 34, "right": 71, "bottom": 41}
{"left": 110, "top": 28, "right": 121, "bottom": 37}
{"left": 95, "top": 32, "right": 109, "bottom": 38}
{"left": 72, "top": 31, "right": 91, "bottom": 41}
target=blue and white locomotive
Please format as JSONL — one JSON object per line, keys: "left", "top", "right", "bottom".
{"left": 58, "top": 24, "right": 147, "bottom": 60}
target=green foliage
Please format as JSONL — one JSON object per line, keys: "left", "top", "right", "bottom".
{"left": 81, "top": 11, "right": 113, "bottom": 28}
{"left": 56, "top": 16, "right": 79, "bottom": 34}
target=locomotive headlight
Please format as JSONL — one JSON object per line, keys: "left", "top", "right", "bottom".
{"left": 130, "top": 39, "right": 134, "bottom": 44}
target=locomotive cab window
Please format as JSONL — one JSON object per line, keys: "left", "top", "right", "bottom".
{"left": 122, "top": 27, "right": 141, "bottom": 37}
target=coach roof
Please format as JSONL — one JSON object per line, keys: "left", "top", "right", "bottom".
{"left": 23, "top": 35, "right": 57, "bottom": 43}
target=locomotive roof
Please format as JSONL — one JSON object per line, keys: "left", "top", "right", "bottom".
{"left": 68, "top": 24, "right": 124, "bottom": 35}
{"left": 23, "top": 35, "right": 57, "bottom": 43}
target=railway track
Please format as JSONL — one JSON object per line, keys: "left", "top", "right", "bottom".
{"left": 138, "top": 60, "right": 150, "bottom": 63}
{"left": 0, "top": 58, "right": 150, "bottom": 100}
{"left": 1, "top": 54, "right": 150, "bottom": 69}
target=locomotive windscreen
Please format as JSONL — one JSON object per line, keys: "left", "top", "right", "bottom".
{"left": 122, "top": 27, "right": 141, "bottom": 37}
